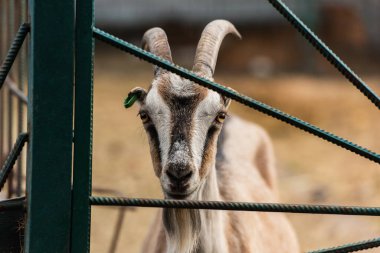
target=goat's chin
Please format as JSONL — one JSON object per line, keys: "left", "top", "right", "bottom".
{"left": 164, "top": 187, "right": 199, "bottom": 200}
{"left": 165, "top": 193, "right": 191, "bottom": 200}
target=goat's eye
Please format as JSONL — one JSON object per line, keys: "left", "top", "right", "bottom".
{"left": 215, "top": 112, "right": 226, "bottom": 123}
{"left": 139, "top": 112, "right": 150, "bottom": 123}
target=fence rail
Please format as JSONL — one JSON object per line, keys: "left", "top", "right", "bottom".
{"left": 0, "top": 132, "right": 28, "bottom": 191}
{"left": 309, "top": 237, "right": 380, "bottom": 253}
{"left": 90, "top": 196, "right": 380, "bottom": 216}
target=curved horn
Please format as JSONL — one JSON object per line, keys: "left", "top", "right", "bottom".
{"left": 193, "top": 20, "right": 241, "bottom": 77}
{"left": 142, "top": 27, "right": 172, "bottom": 75}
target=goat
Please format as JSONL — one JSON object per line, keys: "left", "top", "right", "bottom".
{"left": 128, "top": 20, "right": 299, "bottom": 253}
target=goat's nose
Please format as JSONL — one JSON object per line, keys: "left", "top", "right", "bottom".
{"left": 166, "top": 164, "right": 193, "bottom": 184}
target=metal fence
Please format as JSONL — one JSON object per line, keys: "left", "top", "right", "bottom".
{"left": 0, "top": 0, "right": 379, "bottom": 252}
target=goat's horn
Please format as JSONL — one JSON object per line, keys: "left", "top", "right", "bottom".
{"left": 142, "top": 27, "right": 172, "bottom": 75}
{"left": 193, "top": 20, "right": 241, "bottom": 77}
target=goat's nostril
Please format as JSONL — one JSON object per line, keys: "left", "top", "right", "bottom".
{"left": 166, "top": 170, "right": 177, "bottom": 181}
{"left": 182, "top": 171, "right": 192, "bottom": 181}
{"left": 166, "top": 169, "right": 193, "bottom": 183}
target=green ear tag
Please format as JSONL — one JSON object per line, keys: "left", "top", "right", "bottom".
{"left": 124, "top": 93, "right": 138, "bottom": 108}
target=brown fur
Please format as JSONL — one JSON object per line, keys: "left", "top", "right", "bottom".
{"left": 146, "top": 124, "right": 163, "bottom": 177}
{"left": 198, "top": 125, "right": 219, "bottom": 178}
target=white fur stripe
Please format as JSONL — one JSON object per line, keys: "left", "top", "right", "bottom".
{"left": 192, "top": 90, "right": 222, "bottom": 169}
{"left": 145, "top": 82, "right": 172, "bottom": 166}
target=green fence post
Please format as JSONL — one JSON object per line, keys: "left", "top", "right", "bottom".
{"left": 71, "top": 0, "right": 94, "bottom": 251}
{"left": 25, "top": 0, "right": 75, "bottom": 252}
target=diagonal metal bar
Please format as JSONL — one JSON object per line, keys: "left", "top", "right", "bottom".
{"left": 0, "top": 23, "right": 30, "bottom": 90}
{"left": 308, "top": 236, "right": 380, "bottom": 253}
{"left": 267, "top": 0, "right": 380, "bottom": 110}
{"left": 93, "top": 28, "right": 380, "bottom": 165}
{"left": 90, "top": 196, "right": 380, "bottom": 216}
{"left": 0, "top": 133, "right": 28, "bottom": 191}
{"left": 6, "top": 77, "right": 27, "bottom": 104}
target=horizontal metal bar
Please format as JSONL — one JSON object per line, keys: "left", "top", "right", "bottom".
{"left": 92, "top": 187, "right": 131, "bottom": 199}
{"left": 92, "top": 188, "right": 133, "bottom": 253}
{"left": 0, "top": 196, "right": 25, "bottom": 211}
{"left": 267, "top": 0, "right": 380, "bottom": 110}
{"left": 91, "top": 187, "right": 136, "bottom": 211}
{"left": 0, "top": 23, "right": 30, "bottom": 90}
{"left": 90, "top": 196, "right": 380, "bottom": 216}
{"left": 6, "top": 77, "right": 27, "bottom": 104}
{"left": 308, "top": 236, "right": 380, "bottom": 253}
{"left": 0, "top": 133, "right": 28, "bottom": 191}
{"left": 93, "top": 28, "right": 380, "bottom": 165}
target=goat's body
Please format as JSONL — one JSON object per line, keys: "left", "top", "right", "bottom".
{"left": 141, "top": 116, "right": 299, "bottom": 253}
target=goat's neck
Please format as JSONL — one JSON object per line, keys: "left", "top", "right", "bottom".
{"left": 163, "top": 163, "right": 228, "bottom": 253}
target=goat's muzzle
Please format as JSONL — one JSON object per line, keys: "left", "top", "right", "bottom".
{"left": 165, "top": 162, "right": 194, "bottom": 198}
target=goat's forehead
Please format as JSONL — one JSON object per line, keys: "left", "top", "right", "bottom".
{"left": 145, "top": 74, "right": 222, "bottom": 111}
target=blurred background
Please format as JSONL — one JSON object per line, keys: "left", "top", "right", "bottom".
{"left": 90, "top": 0, "right": 380, "bottom": 252}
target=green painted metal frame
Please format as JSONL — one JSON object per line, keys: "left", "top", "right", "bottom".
{"left": 25, "top": 0, "right": 75, "bottom": 252}
{"left": 71, "top": 0, "right": 94, "bottom": 251}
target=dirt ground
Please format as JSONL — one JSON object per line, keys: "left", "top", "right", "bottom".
{"left": 90, "top": 51, "right": 380, "bottom": 253}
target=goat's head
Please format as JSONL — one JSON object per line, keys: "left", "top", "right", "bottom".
{"left": 129, "top": 20, "right": 240, "bottom": 199}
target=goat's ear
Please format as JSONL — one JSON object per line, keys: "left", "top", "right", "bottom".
{"left": 222, "top": 96, "right": 231, "bottom": 109}
{"left": 124, "top": 87, "right": 147, "bottom": 108}
{"left": 222, "top": 86, "right": 236, "bottom": 109}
